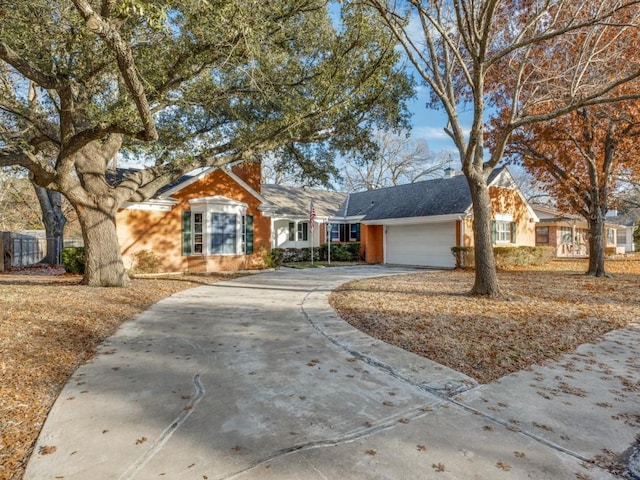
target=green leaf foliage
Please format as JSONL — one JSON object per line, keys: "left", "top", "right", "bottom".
{"left": 0, "top": 1, "right": 413, "bottom": 190}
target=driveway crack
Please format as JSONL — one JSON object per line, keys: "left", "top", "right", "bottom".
{"left": 118, "top": 373, "right": 206, "bottom": 480}
{"left": 300, "top": 281, "right": 597, "bottom": 468}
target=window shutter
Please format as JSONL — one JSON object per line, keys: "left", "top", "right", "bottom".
{"left": 510, "top": 222, "right": 517, "bottom": 244}
{"left": 245, "top": 215, "right": 254, "bottom": 254}
{"left": 182, "top": 211, "right": 191, "bottom": 256}
{"left": 355, "top": 223, "right": 361, "bottom": 241}
{"left": 491, "top": 220, "right": 497, "bottom": 244}
{"left": 339, "top": 224, "right": 346, "bottom": 242}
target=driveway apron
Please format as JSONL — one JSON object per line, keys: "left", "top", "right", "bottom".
{"left": 24, "top": 266, "right": 638, "bottom": 480}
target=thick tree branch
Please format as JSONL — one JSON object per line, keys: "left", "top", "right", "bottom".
{"left": 72, "top": 0, "right": 158, "bottom": 142}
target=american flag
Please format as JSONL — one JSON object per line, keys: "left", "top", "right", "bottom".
{"left": 309, "top": 202, "right": 316, "bottom": 232}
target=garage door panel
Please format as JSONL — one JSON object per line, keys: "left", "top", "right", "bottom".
{"left": 386, "top": 223, "right": 455, "bottom": 268}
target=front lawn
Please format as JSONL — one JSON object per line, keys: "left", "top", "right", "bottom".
{"left": 330, "top": 258, "right": 640, "bottom": 384}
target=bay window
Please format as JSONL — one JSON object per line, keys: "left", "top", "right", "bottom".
{"left": 182, "top": 197, "right": 253, "bottom": 256}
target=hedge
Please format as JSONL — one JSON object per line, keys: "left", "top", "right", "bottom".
{"left": 272, "top": 242, "right": 361, "bottom": 264}
{"left": 451, "top": 246, "right": 555, "bottom": 269}
{"left": 62, "top": 247, "right": 85, "bottom": 274}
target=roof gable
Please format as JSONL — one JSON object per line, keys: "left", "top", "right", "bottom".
{"left": 108, "top": 166, "right": 267, "bottom": 204}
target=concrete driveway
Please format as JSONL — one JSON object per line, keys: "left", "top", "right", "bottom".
{"left": 25, "top": 266, "right": 639, "bottom": 479}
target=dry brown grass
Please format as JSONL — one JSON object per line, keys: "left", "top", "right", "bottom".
{"left": 0, "top": 271, "right": 234, "bottom": 480}
{"left": 1, "top": 258, "right": 639, "bottom": 479}
{"left": 330, "top": 257, "right": 640, "bottom": 386}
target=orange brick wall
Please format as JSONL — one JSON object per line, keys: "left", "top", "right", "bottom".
{"left": 231, "top": 161, "right": 262, "bottom": 193}
{"left": 116, "top": 167, "right": 270, "bottom": 273}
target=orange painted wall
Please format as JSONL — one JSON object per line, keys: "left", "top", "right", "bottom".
{"left": 462, "top": 186, "right": 536, "bottom": 247}
{"left": 116, "top": 167, "right": 270, "bottom": 273}
{"left": 360, "top": 224, "right": 383, "bottom": 263}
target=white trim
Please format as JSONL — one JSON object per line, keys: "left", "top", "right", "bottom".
{"left": 495, "top": 213, "right": 513, "bottom": 222}
{"left": 331, "top": 215, "right": 365, "bottom": 223}
{"left": 122, "top": 199, "right": 177, "bottom": 212}
{"left": 187, "top": 196, "right": 248, "bottom": 256}
{"left": 189, "top": 196, "right": 247, "bottom": 208}
{"left": 362, "top": 213, "right": 465, "bottom": 226}
{"left": 490, "top": 168, "right": 540, "bottom": 223}
{"left": 157, "top": 166, "right": 269, "bottom": 205}
{"left": 158, "top": 167, "right": 217, "bottom": 198}
{"left": 224, "top": 169, "right": 270, "bottom": 204}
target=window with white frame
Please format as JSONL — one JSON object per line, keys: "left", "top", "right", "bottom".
{"left": 330, "top": 224, "right": 339, "bottom": 241}
{"left": 495, "top": 220, "right": 512, "bottom": 243}
{"left": 193, "top": 213, "right": 204, "bottom": 254}
{"left": 288, "top": 222, "right": 308, "bottom": 241}
{"left": 182, "top": 197, "right": 252, "bottom": 256}
{"left": 211, "top": 213, "right": 237, "bottom": 254}
{"left": 607, "top": 228, "right": 615, "bottom": 245}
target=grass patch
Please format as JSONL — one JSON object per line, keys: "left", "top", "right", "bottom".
{"left": 330, "top": 258, "right": 640, "bottom": 384}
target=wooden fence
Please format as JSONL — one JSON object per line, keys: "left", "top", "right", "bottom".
{"left": 1, "top": 232, "right": 48, "bottom": 270}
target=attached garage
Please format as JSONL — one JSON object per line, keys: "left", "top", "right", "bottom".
{"left": 385, "top": 221, "right": 456, "bottom": 268}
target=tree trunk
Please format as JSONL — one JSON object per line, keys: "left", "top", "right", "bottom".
{"left": 75, "top": 202, "right": 130, "bottom": 287}
{"left": 32, "top": 182, "right": 66, "bottom": 265}
{"left": 467, "top": 175, "right": 501, "bottom": 296}
{"left": 586, "top": 210, "right": 607, "bottom": 277}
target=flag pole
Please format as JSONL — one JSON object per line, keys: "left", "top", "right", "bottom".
{"left": 327, "top": 222, "right": 331, "bottom": 265}
{"left": 309, "top": 201, "right": 316, "bottom": 266}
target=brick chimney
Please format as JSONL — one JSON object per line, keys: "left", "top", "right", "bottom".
{"left": 231, "top": 161, "right": 262, "bottom": 193}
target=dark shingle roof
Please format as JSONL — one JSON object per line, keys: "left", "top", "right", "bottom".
{"left": 342, "top": 169, "right": 505, "bottom": 220}
{"left": 343, "top": 170, "right": 502, "bottom": 220}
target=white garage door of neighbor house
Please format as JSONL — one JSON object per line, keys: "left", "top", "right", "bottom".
{"left": 385, "top": 222, "right": 456, "bottom": 268}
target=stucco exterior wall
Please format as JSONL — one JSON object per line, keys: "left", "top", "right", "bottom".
{"left": 116, "top": 167, "right": 270, "bottom": 273}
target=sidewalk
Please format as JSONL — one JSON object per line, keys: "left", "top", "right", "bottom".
{"left": 24, "top": 267, "right": 639, "bottom": 479}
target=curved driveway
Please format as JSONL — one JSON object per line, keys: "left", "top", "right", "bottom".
{"left": 25, "top": 266, "right": 638, "bottom": 479}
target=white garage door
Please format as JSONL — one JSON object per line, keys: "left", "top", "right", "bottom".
{"left": 385, "top": 222, "right": 456, "bottom": 268}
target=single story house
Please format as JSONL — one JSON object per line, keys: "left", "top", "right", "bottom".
{"left": 606, "top": 211, "right": 638, "bottom": 254}
{"left": 115, "top": 162, "right": 347, "bottom": 272}
{"left": 532, "top": 205, "right": 622, "bottom": 257}
{"left": 330, "top": 167, "right": 538, "bottom": 268}
{"left": 114, "top": 163, "right": 538, "bottom": 272}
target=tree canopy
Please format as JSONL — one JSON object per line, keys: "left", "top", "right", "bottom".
{"left": 0, "top": 0, "right": 412, "bottom": 285}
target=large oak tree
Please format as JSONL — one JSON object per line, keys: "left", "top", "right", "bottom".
{"left": 363, "top": 0, "right": 640, "bottom": 296}
{"left": 0, "top": 0, "right": 412, "bottom": 286}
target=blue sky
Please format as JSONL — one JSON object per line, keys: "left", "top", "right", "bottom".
{"left": 405, "top": 84, "right": 473, "bottom": 157}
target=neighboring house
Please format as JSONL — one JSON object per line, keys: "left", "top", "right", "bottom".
{"left": 532, "top": 205, "right": 621, "bottom": 257}
{"left": 331, "top": 167, "right": 538, "bottom": 268}
{"left": 606, "top": 211, "right": 638, "bottom": 254}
